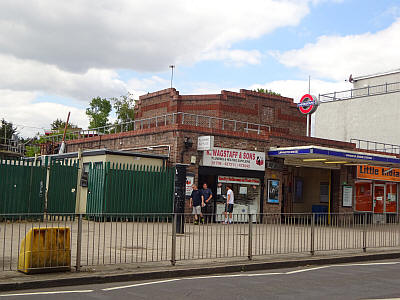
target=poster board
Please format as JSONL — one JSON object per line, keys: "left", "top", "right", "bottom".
{"left": 185, "top": 175, "right": 195, "bottom": 196}
{"left": 342, "top": 185, "right": 353, "bottom": 207}
{"left": 267, "top": 179, "right": 279, "bottom": 204}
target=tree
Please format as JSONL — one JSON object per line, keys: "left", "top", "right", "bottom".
{"left": 25, "top": 145, "right": 40, "bottom": 157}
{"left": 86, "top": 97, "right": 112, "bottom": 129}
{"left": 253, "top": 88, "right": 281, "bottom": 97}
{"left": 50, "top": 118, "right": 78, "bottom": 131}
{"left": 111, "top": 94, "right": 135, "bottom": 125}
{"left": 0, "top": 119, "right": 17, "bottom": 142}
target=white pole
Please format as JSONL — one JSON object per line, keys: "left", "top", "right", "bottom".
{"left": 307, "top": 75, "right": 311, "bottom": 137}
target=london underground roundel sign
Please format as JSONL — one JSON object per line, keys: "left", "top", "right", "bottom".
{"left": 297, "top": 94, "right": 319, "bottom": 115}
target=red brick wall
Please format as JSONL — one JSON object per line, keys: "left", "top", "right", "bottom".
{"left": 135, "top": 88, "right": 307, "bottom": 136}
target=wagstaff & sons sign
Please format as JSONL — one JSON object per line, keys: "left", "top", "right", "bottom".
{"left": 202, "top": 147, "right": 265, "bottom": 171}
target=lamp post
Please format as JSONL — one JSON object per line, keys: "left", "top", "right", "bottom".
{"left": 169, "top": 65, "right": 175, "bottom": 88}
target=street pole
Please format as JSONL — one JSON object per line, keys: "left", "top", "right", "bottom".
{"left": 169, "top": 65, "right": 175, "bottom": 88}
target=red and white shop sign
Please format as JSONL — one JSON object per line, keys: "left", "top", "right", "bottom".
{"left": 218, "top": 176, "right": 260, "bottom": 185}
{"left": 297, "top": 94, "right": 319, "bottom": 114}
{"left": 202, "top": 147, "right": 265, "bottom": 171}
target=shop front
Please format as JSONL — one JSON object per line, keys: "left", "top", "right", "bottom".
{"left": 355, "top": 165, "right": 400, "bottom": 220}
{"left": 268, "top": 146, "right": 400, "bottom": 214}
{"left": 197, "top": 146, "right": 266, "bottom": 221}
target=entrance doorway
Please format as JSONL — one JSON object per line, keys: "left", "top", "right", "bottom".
{"left": 373, "top": 184, "right": 385, "bottom": 213}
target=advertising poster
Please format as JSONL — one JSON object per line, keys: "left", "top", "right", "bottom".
{"left": 268, "top": 179, "right": 279, "bottom": 204}
{"left": 342, "top": 185, "right": 353, "bottom": 207}
{"left": 185, "top": 175, "right": 194, "bottom": 196}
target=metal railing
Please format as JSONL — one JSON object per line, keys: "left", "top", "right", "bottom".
{"left": 0, "top": 138, "right": 25, "bottom": 155}
{"left": 1, "top": 213, "right": 400, "bottom": 272}
{"left": 319, "top": 81, "right": 400, "bottom": 102}
{"left": 40, "top": 112, "right": 271, "bottom": 144}
{"left": 350, "top": 138, "right": 400, "bottom": 155}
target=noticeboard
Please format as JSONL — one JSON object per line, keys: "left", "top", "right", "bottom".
{"left": 342, "top": 185, "right": 353, "bottom": 207}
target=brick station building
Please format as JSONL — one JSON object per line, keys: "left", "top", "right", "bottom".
{"left": 63, "top": 88, "right": 400, "bottom": 217}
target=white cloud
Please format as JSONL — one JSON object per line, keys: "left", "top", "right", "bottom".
{"left": 0, "top": 90, "right": 88, "bottom": 137}
{"left": 198, "top": 50, "right": 262, "bottom": 66}
{"left": 0, "top": 54, "right": 127, "bottom": 101}
{"left": 249, "top": 79, "right": 351, "bottom": 101}
{"left": 0, "top": 54, "right": 172, "bottom": 101}
{"left": 0, "top": 0, "right": 311, "bottom": 72}
{"left": 273, "top": 18, "right": 400, "bottom": 81}
{"left": 126, "top": 76, "right": 170, "bottom": 95}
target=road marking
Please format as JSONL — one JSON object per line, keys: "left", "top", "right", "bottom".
{"left": 102, "top": 279, "right": 182, "bottom": 291}
{"left": 101, "top": 261, "right": 400, "bottom": 291}
{"left": 285, "top": 266, "right": 330, "bottom": 274}
{"left": 362, "top": 298, "right": 400, "bottom": 300}
{"left": 246, "top": 272, "right": 283, "bottom": 277}
{"left": 0, "top": 290, "right": 93, "bottom": 297}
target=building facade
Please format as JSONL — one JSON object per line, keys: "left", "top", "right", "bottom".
{"left": 59, "top": 88, "right": 400, "bottom": 218}
{"left": 315, "top": 69, "right": 400, "bottom": 147}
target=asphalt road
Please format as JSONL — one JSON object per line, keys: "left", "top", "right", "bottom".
{"left": 2, "top": 260, "right": 400, "bottom": 300}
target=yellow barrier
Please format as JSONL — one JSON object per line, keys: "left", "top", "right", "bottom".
{"left": 18, "top": 227, "right": 71, "bottom": 274}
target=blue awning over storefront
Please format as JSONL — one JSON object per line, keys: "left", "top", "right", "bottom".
{"left": 268, "top": 146, "right": 400, "bottom": 169}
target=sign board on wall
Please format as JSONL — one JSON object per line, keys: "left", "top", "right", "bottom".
{"left": 197, "top": 136, "right": 214, "bottom": 151}
{"left": 218, "top": 176, "right": 260, "bottom": 185}
{"left": 203, "top": 147, "right": 265, "bottom": 171}
{"left": 357, "top": 165, "right": 400, "bottom": 182}
{"left": 185, "top": 175, "right": 195, "bottom": 196}
{"left": 342, "top": 185, "right": 353, "bottom": 207}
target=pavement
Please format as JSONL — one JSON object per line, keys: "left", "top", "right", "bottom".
{"left": 2, "top": 258, "right": 400, "bottom": 299}
{"left": 2, "top": 248, "right": 400, "bottom": 293}
{"left": 2, "top": 218, "right": 400, "bottom": 293}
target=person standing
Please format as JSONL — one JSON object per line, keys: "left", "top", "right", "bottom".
{"left": 224, "top": 185, "right": 234, "bottom": 224}
{"left": 201, "top": 183, "right": 213, "bottom": 223}
{"left": 190, "top": 184, "right": 204, "bottom": 225}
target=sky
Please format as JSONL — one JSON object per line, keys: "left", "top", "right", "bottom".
{"left": 1, "top": 0, "right": 400, "bottom": 137}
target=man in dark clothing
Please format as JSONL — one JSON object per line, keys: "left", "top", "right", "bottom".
{"left": 201, "top": 183, "right": 213, "bottom": 223}
{"left": 190, "top": 184, "right": 204, "bottom": 225}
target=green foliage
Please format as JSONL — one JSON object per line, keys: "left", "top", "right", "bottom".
{"left": 50, "top": 118, "right": 78, "bottom": 132}
{"left": 86, "top": 97, "right": 112, "bottom": 129}
{"left": 110, "top": 95, "right": 135, "bottom": 131}
{"left": 25, "top": 145, "right": 40, "bottom": 157}
{"left": 0, "top": 119, "right": 17, "bottom": 141}
{"left": 111, "top": 95, "right": 135, "bottom": 124}
{"left": 253, "top": 88, "right": 281, "bottom": 96}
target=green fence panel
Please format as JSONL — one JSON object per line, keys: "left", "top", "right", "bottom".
{"left": 47, "top": 159, "right": 78, "bottom": 215}
{"left": 0, "top": 160, "right": 46, "bottom": 215}
{"left": 86, "top": 162, "right": 106, "bottom": 215}
{"left": 87, "top": 162, "right": 174, "bottom": 215}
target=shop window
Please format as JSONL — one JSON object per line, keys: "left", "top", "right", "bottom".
{"left": 320, "top": 182, "right": 329, "bottom": 203}
{"left": 216, "top": 176, "right": 261, "bottom": 216}
{"left": 386, "top": 183, "right": 397, "bottom": 213}
{"left": 355, "top": 182, "right": 372, "bottom": 212}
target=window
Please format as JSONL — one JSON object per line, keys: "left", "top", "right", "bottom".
{"left": 320, "top": 182, "right": 329, "bottom": 203}
{"left": 386, "top": 183, "right": 397, "bottom": 213}
{"left": 294, "top": 177, "right": 303, "bottom": 203}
